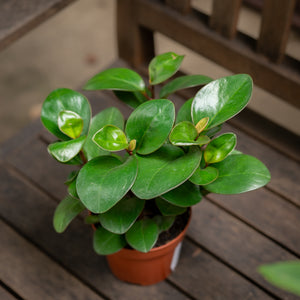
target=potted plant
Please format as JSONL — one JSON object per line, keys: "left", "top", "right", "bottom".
{"left": 40, "top": 52, "right": 271, "bottom": 285}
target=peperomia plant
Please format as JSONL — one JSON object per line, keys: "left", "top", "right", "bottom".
{"left": 41, "top": 52, "right": 271, "bottom": 255}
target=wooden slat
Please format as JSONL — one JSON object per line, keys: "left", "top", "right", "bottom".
{"left": 170, "top": 241, "right": 272, "bottom": 299}
{"left": 0, "top": 220, "right": 104, "bottom": 300}
{"left": 0, "top": 165, "right": 188, "bottom": 300}
{"left": 0, "top": 0, "right": 76, "bottom": 51}
{"left": 165, "top": 0, "right": 191, "bottom": 15}
{"left": 117, "top": 0, "right": 155, "bottom": 67}
{"left": 188, "top": 201, "right": 298, "bottom": 299}
{"left": 257, "top": 0, "right": 296, "bottom": 63}
{"left": 209, "top": 188, "right": 300, "bottom": 256}
{"left": 135, "top": 0, "right": 300, "bottom": 109}
{"left": 210, "top": 0, "right": 242, "bottom": 39}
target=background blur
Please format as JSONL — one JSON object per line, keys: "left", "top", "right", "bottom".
{"left": 1, "top": 0, "right": 299, "bottom": 143}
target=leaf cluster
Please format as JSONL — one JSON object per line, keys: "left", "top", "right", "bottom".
{"left": 41, "top": 52, "right": 271, "bottom": 254}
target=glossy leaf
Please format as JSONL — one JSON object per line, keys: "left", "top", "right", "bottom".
{"left": 176, "top": 98, "right": 193, "bottom": 124}
{"left": 83, "top": 107, "right": 124, "bottom": 161}
{"left": 169, "top": 121, "right": 198, "bottom": 146}
{"left": 76, "top": 155, "right": 138, "bottom": 213}
{"left": 114, "top": 91, "right": 148, "bottom": 109}
{"left": 84, "top": 68, "right": 145, "bottom": 92}
{"left": 67, "top": 176, "right": 79, "bottom": 198}
{"left": 155, "top": 198, "right": 186, "bottom": 216}
{"left": 149, "top": 52, "right": 184, "bottom": 85}
{"left": 160, "top": 74, "right": 213, "bottom": 98}
{"left": 58, "top": 110, "right": 83, "bottom": 139}
{"left": 41, "top": 88, "right": 91, "bottom": 140}
{"left": 53, "top": 195, "right": 85, "bottom": 233}
{"left": 99, "top": 196, "right": 145, "bottom": 234}
{"left": 93, "top": 227, "right": 126, "bottom": 255}
{"left": 204, "top": 133, "right": 237, "bottom": 164}
{"left": 258, "top": 261, "right": 300, "bottom": 296}
{"left": 189, "top": 166, "right": 219, "bottom": 185}
{"left": 48, "top": 136, "right": 86, "bottom": 163}
{"left": 93, "top": 125, "right": 128, "bottom": 152}
{"left": 205, "top": 154, "right": 271, "bottom": 194}
{"left": 192, "top": 74, "right": 252, "bottom": 129}
{"left": 125, "top": 219, "right": 159, "bottom": 253}
{"left": 125, "top": 99, "right": 175, "bottom": 154}
{"left": 153, "top": 215, "right": 175, "bottom": 233}
{"left": 161, "top": 180, "right": 202, "bottom": 207}
{"left": 132, "top": 145, "right": 201, "bottom": 199}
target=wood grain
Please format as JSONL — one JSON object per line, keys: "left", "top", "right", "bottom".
{"left": 165, "top": 0, "right": 191, "bottom": 15}
{"left": 188, "top": 200, "right": 298, "bottom": 299}
{"left": 257, "top": 0, "right": 296, "bottom": 63}
{"left": 210, "top": 0, "right": 242, "bottom": 39}
{"left": 0, "top": 220, "right": 104, "bottom": 300}
{"left": 0, "top": 0, "right": 76, "bottom": 51}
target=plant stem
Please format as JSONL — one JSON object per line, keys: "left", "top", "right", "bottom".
{"left": 79, "top": 150, "right": 88, "bottom": 165}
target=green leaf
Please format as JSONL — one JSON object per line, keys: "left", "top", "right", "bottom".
{"left": 205, "top": 154, "right": 271, "bottom": 194}
{"left": 48, "top": 135, "right": 86, "bottom": 163}
{"left": 161, "top": 180, "right": 202, "bottom": 207}
{"left": 85, "top": 215, "right": 99, "bottom": 224}
{"left": 192, "top": 74, "right": 253, "bottom": 129}
{"left": 258, "top": 261, "right": 300, "bottom": 296}
{"left": 169, "top": 121, "right": 198, "bottom": 146}
{"left": 125, "top": 99, "right": 175, "bottom": 154}
{"left": 53, "top": 195, "right": 85, "bottom": 233}
{"left": 93, "top": 125, "right": 128, "bottom": 152}
{"left": 204, "top": 133, "right": 237, "bottom": 164}
{"left": 132, "top": 145, "right": 201, "bottom": 199}
{"left": 155, "top": 198, "right": 187, "bottom": 216}
{"left": 58, "top": 110, "right": 83, "bottom": 139}
{"left": 84, "top": 68, "right": 145, "bottom": 92}
{"left": 149, "top": 52, "right": 184, "bottom": 85}
{"left": 125, "top": 219, "right": 159, "bottom": 252}
{"left": 189, "top": 166, "right": 219, "bottom": 185}
{"left": 76, "top": 155, "right": 138, "bottom": 213}
{"left": 153, "top": 215, "right": 175, "bottom": 233}
{"left": 176, "top": 98, "right": 193, "bottom": 124}
{"left": 93, "top": 227, "right": 127, "bottom": 255}
{"left": 99, "top": 196, "right": 145, "bottom": 234}
{"left": 83, "top": 107, "right": 124, "bottom": 161}
{"left": 114, "top": 91, "right": 148, "bottom": 109}
{"left": 195, "top": 117, "right": 209, "bottom": 134}
{"left": 67, "top": 176, "right": 79, "bottom": 198}
{"left": 41, "top": 88, "right": 91, "bottom": 140}
{"left": 160, "top": 74, "right": 213, "bottom": 98}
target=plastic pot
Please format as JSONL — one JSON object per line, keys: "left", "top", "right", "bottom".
{"left": 106, "top": 211, "right": 191, "bottom": 285}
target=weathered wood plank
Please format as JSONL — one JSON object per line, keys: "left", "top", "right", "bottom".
{"left": 257, "top": 0, "right": 296, "bottom": 63}
{"left": 165, "top": 0, "right": 191, "bottom": 15}
{"left": 209, "top": 188, "right": 300, "bottom": 256}
{"left": 0, "top": 220, "right": 104, "bottom": 300}
{"left": 170, "top": 241, "right": 273, "bottom": 299}
{"left": 117, "top": 0, "right": 155, "bottom": 67}
{"left": 0, "top": 0, "right": 76, "bottom": 51}
{"left": 188, "top": 200, "right": 298, "bottom": 299}
{"left": 210, "top": 0, "right": 242, "bottom": 39}
{"left": 0, "top": 286, "right": 17, "bottom": 300}
{"left": 0, "top": 165, "right": 188, "bottom": 300}
{"left": 136, "top": 0, "right": 300, "bottom": 108}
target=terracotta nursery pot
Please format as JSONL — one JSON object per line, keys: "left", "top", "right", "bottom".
{"left": 106, "top": 211, "right": 191, "bottom": 285}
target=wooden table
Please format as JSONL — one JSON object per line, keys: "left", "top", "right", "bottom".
{"left": 1, "top": 61, "right": 299, "bottom": 299}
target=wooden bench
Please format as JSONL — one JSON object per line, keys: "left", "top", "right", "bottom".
{"left": 1, "top": 1, "right": 300, "bottom": 299}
